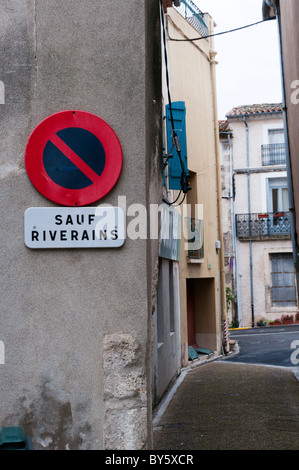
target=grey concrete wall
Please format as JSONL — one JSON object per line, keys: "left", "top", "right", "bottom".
{"left": 0, "top": 0, "right": 162, "bottom": 450}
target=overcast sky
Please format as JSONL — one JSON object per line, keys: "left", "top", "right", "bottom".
{"left": 192, "top": 0, "right": 283, "bottom": 119}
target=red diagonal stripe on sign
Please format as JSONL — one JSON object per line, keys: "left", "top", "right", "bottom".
{"left": 50, "top": 133, "right": 102, "bottom": 184}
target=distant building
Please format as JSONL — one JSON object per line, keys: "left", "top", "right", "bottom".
{"left": 262, "top": 0, "right": 299, "bottom": 285}
{"left": 220, "top": 103, "right": 298, "bottom": 328}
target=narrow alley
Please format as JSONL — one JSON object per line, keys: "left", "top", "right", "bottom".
{"left": 153, "top": 360, "right": 299, "bottom": 450}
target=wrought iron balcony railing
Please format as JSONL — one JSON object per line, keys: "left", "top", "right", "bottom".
{"left": 185, "top": 217, "right": 204, "bottom": 259}
{"left": 174, "top": 0, "right": 209, "bottom": 38}
{"left": 261, "top": 143, "right": 286, "bottom": 166}
{"left": 236, "top": 212, "right": 291, "bottom": 239}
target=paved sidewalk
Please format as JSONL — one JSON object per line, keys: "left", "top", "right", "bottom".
{"left": 153, "top": 361, "right": 299, "bottom": 450}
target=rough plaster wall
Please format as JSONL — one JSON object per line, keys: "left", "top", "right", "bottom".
{"left": 0, "top": 0, "right": 161, "bottom": 450}
{"left": 145, "top": 0, "right": 163, "bottom": 446}
{"left": 103, "top": 334, "right": 147, "bottom": 450}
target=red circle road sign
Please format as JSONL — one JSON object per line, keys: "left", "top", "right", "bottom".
{"left": 25, "top": 110, "right": 123, "bottom": 206}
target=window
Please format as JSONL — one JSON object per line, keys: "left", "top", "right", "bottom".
{"left": 220, "top": 142, "right": 231, "bottom": 198}
{"left": 271, "top": 253, "right": 297, "bottom": 307}
{"left": 262, "top": 129, "right": 286, "bottom": 165}
{"left": 267, "top": 177, "right": 289, "bottom": 213}
{"left": 156, "top": 258, "right": 177, "bottom": 344}
{"left": 165, "top": 101, "right": 188, "bottom": 191}
{"left": 268, "top": 128, "right": 284, "bottom": 145}
{"left": 169, "top": 261, "right": 175, "bottom": 333}
{"left": 157, "top": 259, "right": 165, "bottom": 345}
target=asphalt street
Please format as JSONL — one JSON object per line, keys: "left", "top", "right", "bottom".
{"left": 226, "top": 324, "right": 299, "bottom": 368}
{"left": 153, "top": 325, "right": 299, "bottom": 451}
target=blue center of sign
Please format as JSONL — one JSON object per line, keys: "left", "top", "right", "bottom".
{"left": 43, "top": 127, "right": 106, "bottom": 190}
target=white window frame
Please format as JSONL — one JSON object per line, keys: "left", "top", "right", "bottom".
{"left": 267, "top": 177, "right": 289, "bottom": 213}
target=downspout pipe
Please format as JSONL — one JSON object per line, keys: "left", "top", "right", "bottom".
{"left": 228, "top": 133, "right": 242, "bottom": 327}
{"left": 266, "top": 0, "right": 298, "bottom": 272}
{"left": 243, "top": 116, "right": 255, "bottom": 328}
{"left": 221, "top": 131, "right": 241, "bottom": 326}
{"left": 210, "top": 50, "right": 229, "bottom": 353}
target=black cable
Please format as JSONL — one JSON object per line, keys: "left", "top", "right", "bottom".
{"left": 160, "top": 0, "right": 190, "bottom": 205}
{"left": 167, "top": 17, "right": 275, "bottom": 43}
{"left": 160, "top": 0, "right": 184, "bottom": 174}
{"left": 160, "top": 0, "right": 175, "bottom": 131}
{"left": 175, "top": 192, "right": 186, "bottom": 206}
{"left": 163, "top": 192, "right": 181, "bottom": 206}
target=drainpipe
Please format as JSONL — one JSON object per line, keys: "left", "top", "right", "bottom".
{"left": 243, "top": 116, "right": 255, "bottom": 328}
{"left": 210, "top": 50, "right": 229, "bottom": 353}
{"left": 266, "top": 0, "right": 299, "bottom": 275}
{"left": 228, "top": 133, "right": 242, "bottom": 327}
{"left": 220, "top": 131, "right": 241, "bottom": 327}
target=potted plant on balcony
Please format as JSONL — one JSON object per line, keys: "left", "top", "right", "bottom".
{"left": 273, "top": 212, "right": 285, "bottom": 218}
{"left": 281, "top": 314, "right": 294, "bottom": 325}
{"left": 258, "top": 213, "right": 269, "bottom": 219}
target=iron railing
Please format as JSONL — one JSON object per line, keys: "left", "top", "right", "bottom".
{"left": 236, "top": 212, "right": 291, "bottom": 239}
{"left": 186, "top": 217, "right": 204, "bottom": 259}
{"left": 174, "top": 0, "right": 209, "bottom": 38}
{"left": 261, "top": 143, "right": 286, "bottom": 166}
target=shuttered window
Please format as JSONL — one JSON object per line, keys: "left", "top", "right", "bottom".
{"left": 271, "top": 253, "right": 297, "bottom": 307}
{"left": 165, "top": 101, "right": 189, "bottom": 190}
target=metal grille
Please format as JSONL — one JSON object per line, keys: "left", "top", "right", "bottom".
{"left": 186, "top": 217, "right": 204, "bottom": 259}
{"left": 174, "top": 0, "right": 209, "bottom": 38}
{"left": 236, "top": 212, "right": 291, "bottom": 239}
{"left": 261, "top": 143, "right": 286, "bottom": 166}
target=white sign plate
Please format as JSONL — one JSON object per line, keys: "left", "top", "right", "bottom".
{"left": 24, "top": 207, "right": 125, "bottom": 249}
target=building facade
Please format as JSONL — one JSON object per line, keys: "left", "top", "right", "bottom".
{"left": 262, "top": 0, "right": 299, "bottom": 286}
{"left": 152, "top": 0, "right": 227, "bottom": 408}
{"left": 0, "top": 0, "right": 162, "bottom": 450}
{"left": 220, "top": 104, "right": 298, "bottom": 328}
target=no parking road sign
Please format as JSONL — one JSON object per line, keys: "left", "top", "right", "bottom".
{"left": 25, "top": 110, "right": 123, "bottom": 206}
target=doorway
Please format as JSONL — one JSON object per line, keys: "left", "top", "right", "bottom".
{"left": 186, "top": 278, "right": 217, "bottom": 351}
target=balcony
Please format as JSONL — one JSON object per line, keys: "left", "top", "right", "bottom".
{"left": 185, "top": 217, "right": 204, "bottom": 261}
{"left": 236, "top": 212, "right": 291, "bottom": 239}
{"left": 174, "top": 0, "right": 209, "bottom": 38}
{"left": 261, "top": 143, "right": 286, "bottom": 166}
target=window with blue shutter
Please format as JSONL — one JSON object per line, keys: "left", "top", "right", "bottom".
{"left": 165, "top": 101, "right": 189, "bottom": 191}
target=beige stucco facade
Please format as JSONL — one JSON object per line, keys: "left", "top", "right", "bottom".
{"left": 164, "top": 8, "right": 224, "bottom": 365}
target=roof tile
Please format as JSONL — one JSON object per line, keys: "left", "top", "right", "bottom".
{"left": 219, "top": 120, "right": 232, "bottom": 134}
{"left": 226, "top": 103, "right": 283, "bottom": 117}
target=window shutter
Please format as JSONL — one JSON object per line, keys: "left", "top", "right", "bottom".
{"left": 165, "top": 101, "right": 188, "bottom": 190}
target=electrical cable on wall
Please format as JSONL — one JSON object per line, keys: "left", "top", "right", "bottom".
{"left": 167, "top": 17, "right": 275, "bottom": 43}
{"left": 160, "top": 0, "right": 190, "bottom": 207}
{"left": 160, "top": 7, "right": 274, "bottom": 206}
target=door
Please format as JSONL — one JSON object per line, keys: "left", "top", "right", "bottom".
{"left": 267, "top": 177, "right": 289, "bottom": 213}
{"left": 267, "top": 177, "right": 290, "bottom": 234}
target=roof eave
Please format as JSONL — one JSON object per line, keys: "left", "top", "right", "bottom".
{"left": 226, "top": 110, "right": 283, "bottom": 120}
{"left": 262, "top": 0, "right": 278, "bottom": 20}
